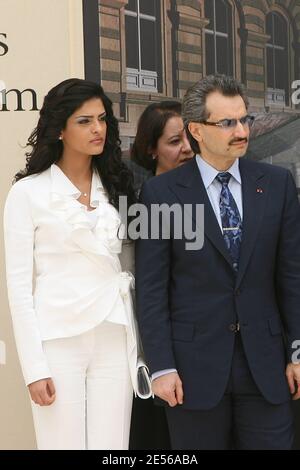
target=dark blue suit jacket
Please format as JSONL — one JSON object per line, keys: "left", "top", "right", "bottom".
{"left": 135, "top": 157, "right": 300, "bottom": 410}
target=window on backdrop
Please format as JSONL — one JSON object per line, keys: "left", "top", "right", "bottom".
{"left": 266, "top": 12, "right": 289, "bottom": 106}
{"left": 204, "top": 0, "right": 233, "bottom": 76}
{"left": 125, "top": 0, "right": 162, "bottom": 93}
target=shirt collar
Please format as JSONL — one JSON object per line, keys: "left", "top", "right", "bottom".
{"left": 195, "top": 154, "right": 241, "bottom": 189}
{"left": 90, "top": 170, "right": 105, "bottom": 207}
{"left": 51, "top": 163, "right": 105, "bottom": 206}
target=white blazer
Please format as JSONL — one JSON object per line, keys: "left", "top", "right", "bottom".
{"left": 4, "top": 164, "right": 137, "bottom": 389}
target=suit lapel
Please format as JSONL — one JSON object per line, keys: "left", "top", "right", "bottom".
{"left": 235, "top": 158, "right": 269, "bottom": 287}
{"left": 169, "top": 158, "right": 270, "bottom": 279}
{"left": 169, "top": 158, "right": 233, "bottom": 267}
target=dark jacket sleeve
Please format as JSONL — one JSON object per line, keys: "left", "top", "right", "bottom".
{"left": 275, "top": 170, "right": 300, "bottom": 362}
{"left": 135, "top": 181, "right": 176, "bottom": 374}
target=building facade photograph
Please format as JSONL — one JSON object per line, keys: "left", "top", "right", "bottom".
{"left": 99, "top": 0, "right": 300, "bottom": 184}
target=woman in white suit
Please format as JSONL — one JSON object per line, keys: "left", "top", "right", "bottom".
{"left": 3, "top": 78, "right": 138, "bottom": 450}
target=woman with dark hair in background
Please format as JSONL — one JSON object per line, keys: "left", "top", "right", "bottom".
{"left": 3, "top": 78, "right": 138, "bottom": 450}
{"left": 127, "top": 100, "right": 194, "bottom": 195}
{"left": 123, "top": 100, "right": 194, "bottom": 449}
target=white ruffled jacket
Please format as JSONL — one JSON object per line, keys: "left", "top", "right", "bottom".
{"left": 4, "top": 164, "right": 137, "bottom": 389}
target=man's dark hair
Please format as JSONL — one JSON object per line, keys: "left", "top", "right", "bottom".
{"left": 182, "top": 74, "right": 249, "bottom": 153}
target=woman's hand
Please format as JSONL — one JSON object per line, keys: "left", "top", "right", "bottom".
{"left": 28, "top": 378, "right": 56, "bottom": 406}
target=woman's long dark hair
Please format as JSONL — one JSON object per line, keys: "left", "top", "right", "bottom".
{"left": 15, "top": 78, "right": 136, "bottom": 209}
{"left": 131, "top": 101, "right": 182, "bottom": 174}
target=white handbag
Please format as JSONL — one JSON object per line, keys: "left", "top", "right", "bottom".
{"left": 136, "top": 356, "right": 153, "bottom": 399}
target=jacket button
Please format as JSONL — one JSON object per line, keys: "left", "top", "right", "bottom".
{"left": 229, "top": 323, "right": 237, "bottom": 332}
{"left": 235, "top": 289, "right": 241, "bottom": 296}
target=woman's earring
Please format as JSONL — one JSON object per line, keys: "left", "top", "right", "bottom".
{"left": 59, "top": 135, "right": 63, "bottom": 141}
{"left": 152, "top": 155, "right": 157, "bottom": 160}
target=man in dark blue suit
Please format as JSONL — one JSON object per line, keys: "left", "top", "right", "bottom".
{"left": 135, "top": 75, "right": 300, "bottom": 449}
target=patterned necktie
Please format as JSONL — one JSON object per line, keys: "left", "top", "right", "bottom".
{"left": 216, "top": 172, "right": 242, "bottom": 272}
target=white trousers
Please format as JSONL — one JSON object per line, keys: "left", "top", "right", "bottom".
{"left": 31, "top": 321, "right": 133, "bottom": 450}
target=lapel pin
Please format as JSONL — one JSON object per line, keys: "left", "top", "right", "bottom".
{"left": 256, "top": 188, "right": 263, "bottom": 194}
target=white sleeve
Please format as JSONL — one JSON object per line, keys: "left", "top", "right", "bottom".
{"left": 3, "top": 182, "right": 52, "bottom": 386}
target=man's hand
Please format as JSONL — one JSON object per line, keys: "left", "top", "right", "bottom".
{"left": 28, "top": 378, "right": 56, "bottom": 406}
{"left": 152, "top": 372, "right": 183, "bottom": 407}
{"left": 286, "top": 363, "right": 300, "bottom": 400}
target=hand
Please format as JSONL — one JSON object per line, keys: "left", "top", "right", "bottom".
{"left": 152, "top": 372, "right": 183, "bottom": 407}
{"left": 28, "top": 378, "right": 56, "bottom": 406}
{"left": 286, "top": 363, "right": 300, "bottom": 400}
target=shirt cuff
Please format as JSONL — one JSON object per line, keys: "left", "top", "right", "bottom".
{"left": 151, "top": 368, "right": 177, "bottom": 381}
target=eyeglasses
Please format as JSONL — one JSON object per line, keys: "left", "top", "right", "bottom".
{"left": 201, "top": 115, "right": 255, "bottom": 129}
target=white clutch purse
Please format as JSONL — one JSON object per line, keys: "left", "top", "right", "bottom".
{"left": 136, "top": 356, "right": 153, "bottom": 399}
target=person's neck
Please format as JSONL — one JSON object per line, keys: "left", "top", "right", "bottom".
{"left": 200, "top": 154, "right": 236, "bottom": 172}
{"left": 57, "top": 153, "right": 93, "bottom": 183}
